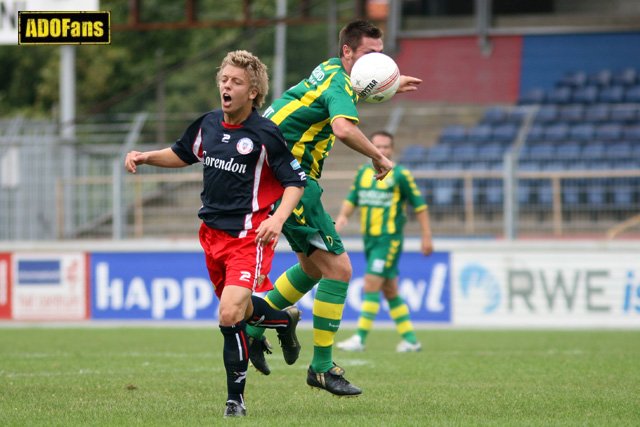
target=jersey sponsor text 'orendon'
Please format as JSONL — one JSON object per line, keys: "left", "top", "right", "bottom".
{"left": 202, "top": 151, "right": 247, "bottom": 174}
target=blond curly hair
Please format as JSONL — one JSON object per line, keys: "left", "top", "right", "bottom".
{"left": 217, "top": 50, "right": 269, "bottom": 108}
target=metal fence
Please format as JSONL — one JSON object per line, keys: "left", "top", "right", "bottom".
{"left": 1, "top": 106, "right": 639, "bottom": 241}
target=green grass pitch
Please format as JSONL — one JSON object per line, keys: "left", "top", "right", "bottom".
{"left": 1, "top": 327, "right": 638, "bottom": 426}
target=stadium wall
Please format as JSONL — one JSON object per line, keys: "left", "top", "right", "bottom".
{"left": 1, "top": 240, "right": 638, "bottom": 328}
{"left": 394, "top": 31, "right": 640, "bottom": 103}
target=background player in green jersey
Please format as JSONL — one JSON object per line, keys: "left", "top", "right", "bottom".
{"left": 334, "top": 130, "right": 434, "bottom": 353}
{"left": 245, "top": 20, "right": 422, "bottom": 396}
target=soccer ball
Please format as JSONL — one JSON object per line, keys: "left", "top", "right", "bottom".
{"left": 350, "top": 52, "right": 400, "bottom": 104}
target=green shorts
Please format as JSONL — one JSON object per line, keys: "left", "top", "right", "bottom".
{"left": 281, "top": 178, "right": 345, "bottom": 256}
{"left": 363, "top": 234, "right": 403, "bottom": 279}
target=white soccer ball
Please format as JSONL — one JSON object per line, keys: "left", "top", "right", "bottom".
{"left": 350, "top": 52, "right": 400, "bottom": 104}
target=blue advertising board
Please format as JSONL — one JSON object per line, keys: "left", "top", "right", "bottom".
{"left": 90, "top": 250, "right": 451, "bottom": 323}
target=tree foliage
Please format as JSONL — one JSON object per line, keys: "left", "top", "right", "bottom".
{"left": 0, "top": 0, "right": 357, "bottom": 119}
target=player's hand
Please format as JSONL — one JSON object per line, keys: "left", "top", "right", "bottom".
{"left": 255, "top": 217, "right": 282, "bottom": 249}
{"left": 124, "top": 150, "right": 147, "bottom": 174}
{"left": 334, "top": 215, "right": 348, "bottom": 232}
{"left": 397, "top": 75, "right": 422, "bottom": 93}
{"left": 372, "top": 155, "right": 394, "bottom": 180}
{"left": 421, "top": 236, "right": 434, "bottom": 256}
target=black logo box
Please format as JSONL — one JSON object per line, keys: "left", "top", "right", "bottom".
{"left": 18, "top": 11, "right": 110, "bottom": 45}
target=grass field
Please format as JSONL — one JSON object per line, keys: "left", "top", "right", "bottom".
{"left": 1, "top": 326, "right": 638, "bottom": 426}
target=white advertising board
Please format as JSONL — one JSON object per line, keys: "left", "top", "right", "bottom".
{"left": 12, "top": 252, "right": 87, "bottom": 320}
{"left": 452, "top": 250, "right": 640, "bottom": 328}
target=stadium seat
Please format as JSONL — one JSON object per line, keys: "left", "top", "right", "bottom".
{"left": 583, "top": 104, "right": 610, "bottom": 123}
{"left": 569, "top": 123, "right": 595, "bottom": 142}
{"left": 519, "top": 88, "right": 546, "bottom": 105}
{"left": 609, "top": 104, "right": 638, "bottom": 123}
{"left": 534, "top": 105, "right": 559, "bottom": 123}
{"left": 546, "top": 87, "right": 572, "bottom": 104}
{"left": 426, "top": 144, "right": 451, "bottom": 162}
{"left": 598, "top": 86, "right": 625, "bottom": 103}
{"left": 612, "top": 68, "right": 638, "bottom": 87}
{"left": 432, "top": 179, "right": 461, "bottom": 206}
{"left": 451, "top": 143, "right": 478, "bottom": 161}
{"left": 572, "top": 86, "right": 599, "bottom": 104}
{"left": 559, "top": 104, "right": 585, "bottom": 122}
{"left": 536, "top": 181, "right": 554, "bottom": 206}
{"left": 606, "top": 141, "right": 633, "bottom": 159}
{"left": 525, "top": 124, "right": 545, "bottom": 143}
{"left": 610, "top": 178, "right": 637, "bottom": 208}
{"left": 624, "top": 85, "right": 640, "bottom": 103}
{"left": 622, "top": 125, "right": 640, "bottom": 142}
{"left": 595, "top": 123, "right": 623, "bottom": 141}
{"left": 466, "top": 124, "right": 493, "bottom": 143}
{"left": 582, "top": 141, "right": 606, "bottom": 159}
{"left": 477, "top": 142, "right": 506, "bottom": 161}
{"left": 508, "top": 106, "right": 530, "bottom": 124}
{"left": 481, "top": 107, "right": 508, "bottom": 124}
{"left": 585, "top": 182, "right": 608, "bottom": 207}
{"left": 555, "top": 141, "right": 582, "bottom": 159}
{"left": 544, "top": 123, "right": 570, "bottom": 142}
{"left": 400, "top": 145, "right": 429, "bottom": 164}
{"left": 438, "top": 125, "right": 467, "bottom": 143}
{"left": 492, "top": 123, "right": 519, "bottom": 143}
{"left": 562, "top": 179, "right": 584, "bottom": 206}
{"left": 588, "top": 69, "right": 612, "bottom": 87}
{"left": 527, "top": 142, "right": 555, "bottom": 160}
{"left": 483, "top": 179, "right": 504, "bottom": 205}
{"left": 559, "top": 70, "right": 587, "bottom": 88}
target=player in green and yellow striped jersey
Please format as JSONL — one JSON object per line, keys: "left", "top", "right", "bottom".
{"left": 245, "top": 20, "right": 422, "bottom": 397}
{"left": 335, "top": 131, "right": 434, "bottom": 353}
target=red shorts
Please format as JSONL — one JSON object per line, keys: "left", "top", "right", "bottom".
{"left": 198, "top": 223, "right": 275, "bottom": 299}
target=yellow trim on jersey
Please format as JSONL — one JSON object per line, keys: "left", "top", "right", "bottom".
{"left": 329, "top": 113, "right": 359, "bottom": 125}
{"left": 271, "top": 73, "right": 335, "bottom": 125}
{"left": 414, "top": 205, "right": 428, "bottom": 213}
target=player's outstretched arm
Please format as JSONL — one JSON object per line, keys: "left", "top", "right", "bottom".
{"left": 124, "top": 148, "right": 188, "bottom": 173}
{"left": 415, "top": 209, "right": 434, "bottom": 256}
{"left": 397, "top": 75, "right": 422, "bottom": 93}
{"left": 331, "top": 117, "right": 393, "bottom": 180}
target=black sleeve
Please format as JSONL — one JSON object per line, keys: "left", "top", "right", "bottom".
{"left": 170, "top": 113, "right": 208, "bottom": 165}
{"left": 262, "top": 124, "right": 307, "bottom": 188}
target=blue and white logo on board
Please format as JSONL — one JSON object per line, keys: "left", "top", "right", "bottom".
{"left": 459, "top": 263, "right": 501, "bottom": 314}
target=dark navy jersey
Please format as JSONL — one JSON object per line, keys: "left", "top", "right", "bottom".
{"left": 171, "top": 109, "right": 307, "bottom": 237}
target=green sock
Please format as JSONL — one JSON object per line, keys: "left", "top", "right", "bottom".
{"left": 388, "top": 296, "right": 418, "bottom": 344}
{"left": 356, "top": 292, "right": 381, "bottom": 344}
{"left": 311, "top": 278, "right": 349, "bottom": 373}
{"left": 246, "top": 263, "right": 318, "bottom": 340}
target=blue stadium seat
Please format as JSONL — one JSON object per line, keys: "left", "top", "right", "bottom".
{"left": 585, "top": 183, "right": 607, "bottom": 207}
{"left": 583, "top": 104, "right": 610, "bottom": 123}
{"left": 572, "top": 86, "right": 599, "bottom": 104}
{"left": 622, "top": 125, "right": 640, "bottom": 142}
{"left": 541, "top": 161, "right": 565, "bottom": 171}
{"left": 466, "top": 161, "right": 491, "bottom": 170}
{"left": 517, "top": 180, "right": 536, "bottom": 205}
{"left": 606, "top": 141, "right": 633, "bottom": 159}
{"left": 432, "top": 179, "right": 461, "bottom": 206}
{"left": 610, "top": 178, "right": 636, "bottom": 208}
{"left": 534, "top": 105, "right": 559, "bottom": 123}
{"left": 559, "top": 70, "right": 587, "bottom": 88}
{"left": 492, "top": 123, "right": 519, "bottom": 143}
{"left": 559, "top": 104, "right": 585, "bottom": 122}
{"left": 467, "top": 124, "right": 493, "bottom": 143}
{"left": 588, "top": 69, "right": 612, "bottom": 87}
{"left": 451, "top": 143, "right": 478, "bottom": 161}
{"left": 536, "top": 181, "right": 554, "bottom": 206}
{"left": 544, "top": 123, "right": 570, "bottom": 142}
{"left": 612, "top": 68, "right": 638, "bottom": 87}
{"left": 609, "top": 104, "right": 638, "bottom": 123}
{"left": 478, "top": 142, "right": 507, "bottom": 161}
{"left": 555, "top": 141, "right": 582, "bottom": 159}
{"left": 427, "top": 144, "right": 451, "bottom": 162}
{"left": 526, "top": 124, "right": 545, "bottom": 143}
{"left": 519, "top": 88, "right": 546, "bottom": 105}
{"left": 598, "top": 86, "right": 625, "bottom": 103}
{"left": 481, "top": 107, "right": 508, "bottom": 124}
{"left": 569, "top": 123, "right": 595, "bottom": 142}
{"left": 546, "top": 87, "right": 572, "bottom": 104}
{"left": 527, "top": 142, "right": 555, "bottom": 160}
{"left": 582, "top": 141, "right": 606, "bottom": 159}
{"left": 508, "top": 106, "right": 530, "bottom": 124}
{"left": 439, "top": 125, "right": 467, "bottom": 143}
{"left": 595, "top": 123, "right": 623, "bottom": 141}
{"left": 625, "top": 85, "right": 640, "bottom": 103}
{"left": 401, "top": 145, "right": 429, "bottom": 163}
{"left": 483, "top": 179, "right": 504, "bottom": 205}
{"left": 562, "top": 179, "right": 584, "bottom": 206}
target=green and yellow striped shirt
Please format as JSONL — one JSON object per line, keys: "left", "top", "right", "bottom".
{"left": 263, "top": 57, "right": 359, "bottom": 180}
{"left": 346, "top": 164, "right": 427, "bottom": 236}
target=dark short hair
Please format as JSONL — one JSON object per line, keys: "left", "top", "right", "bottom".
{"left": 338, "top": 20, "right": 383, "bottom": 57}
{"left": 370, "top": 130, "right": 394, "bottom": 145}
